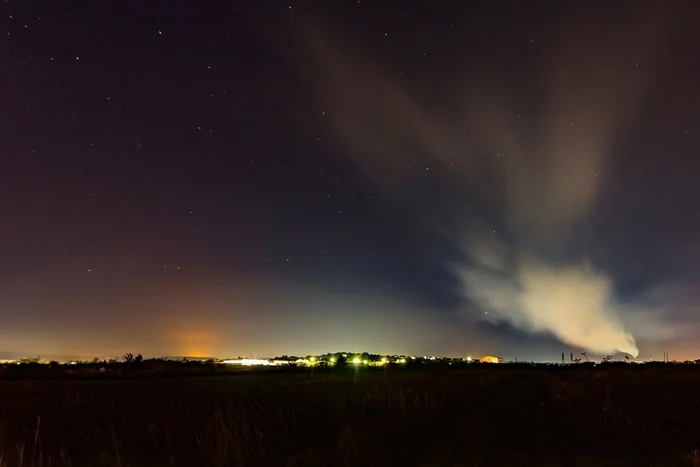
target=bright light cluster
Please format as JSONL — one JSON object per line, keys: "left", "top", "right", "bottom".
{"left": 222, "top": 359, "right": 289, "bottom": 366}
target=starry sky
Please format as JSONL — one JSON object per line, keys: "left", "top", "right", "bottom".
{"left": 2, "top": 1, "right": 699, "bottom": 361}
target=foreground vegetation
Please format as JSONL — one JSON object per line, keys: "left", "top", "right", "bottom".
{"left": 1, "top": 363, "right": 700, "bottom": 466}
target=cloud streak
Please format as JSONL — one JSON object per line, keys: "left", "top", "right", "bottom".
{"left": 298, "top": 5, "right": 676, "bottom": 357}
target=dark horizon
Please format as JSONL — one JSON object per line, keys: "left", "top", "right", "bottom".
{"left": 2, "top": 1, "right": 700, "bottom": 361}
{"left": 0, "top": 347, "right": 687, "bottom": 365}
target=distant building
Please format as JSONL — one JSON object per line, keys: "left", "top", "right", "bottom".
{"left": 479, "top": 355, "right": 504, "bottom": 364}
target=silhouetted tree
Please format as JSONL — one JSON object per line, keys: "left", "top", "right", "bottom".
{"left": 135, "top": 353, "right": 143, "bottom": 363}
{"left": 335, "top": 354, "right": 347, "bottom": 369}
{"left": 581, "top": 352, "right": 588, "bottom": 362}
{"left": 123, "top": 352, "right": 134, "bottom": 363}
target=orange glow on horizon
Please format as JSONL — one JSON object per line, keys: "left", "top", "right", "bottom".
{"left": 166, "top": 328, "right": 220, "bottom": 358}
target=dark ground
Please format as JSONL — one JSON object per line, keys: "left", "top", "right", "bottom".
{"left": 1, "top": 365, "right": 699, "bottom": 466}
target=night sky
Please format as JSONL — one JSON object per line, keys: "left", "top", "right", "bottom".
{"left": 2, "top": 1, "right": 699, "bottom": 361}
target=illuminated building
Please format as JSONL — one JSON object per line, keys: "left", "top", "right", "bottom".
{"left": 480, "top": 355, "right": 504, "bottom": 364}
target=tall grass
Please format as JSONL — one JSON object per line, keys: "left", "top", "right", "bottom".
{"left": 0, "top": 367, "right": 699, "bottom": 465}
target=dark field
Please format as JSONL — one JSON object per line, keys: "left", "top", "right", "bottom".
{"left": 1, "top": 365, "right": 700, "bottom": 466}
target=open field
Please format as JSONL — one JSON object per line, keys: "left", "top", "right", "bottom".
{"left": 1, "top": 365, "right": 700, "bottom": 466}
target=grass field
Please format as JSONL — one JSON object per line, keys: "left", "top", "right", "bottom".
{"left": 1, "top": 364, "right": 700, "bottom": 466}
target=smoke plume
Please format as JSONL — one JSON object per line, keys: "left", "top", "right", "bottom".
{"left": 298, "top": 6, "right": 673, "bottom": 357}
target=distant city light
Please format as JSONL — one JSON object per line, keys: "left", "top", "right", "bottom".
{"left": 221, "top": 359, "right": 289, "bottom": 366}
{"left": 480, "top": 355, "right": 504, "bottom": 364}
